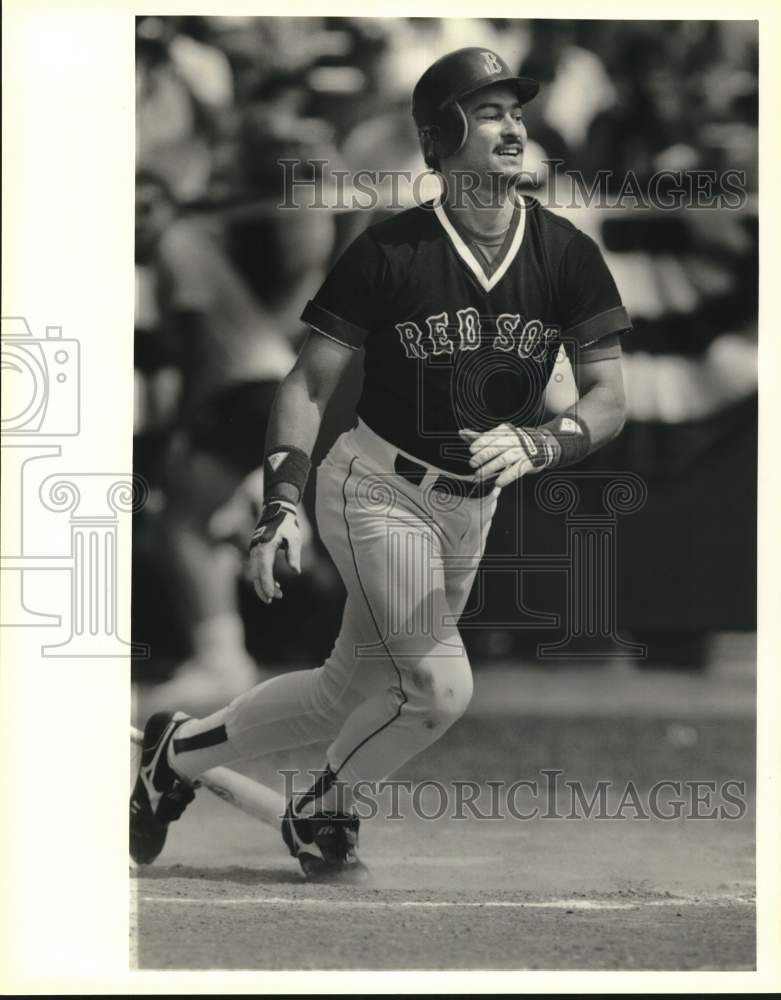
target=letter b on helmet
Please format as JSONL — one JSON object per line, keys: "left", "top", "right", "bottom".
{"left": 480, "top": 51, "right": 503, "bottom": 75}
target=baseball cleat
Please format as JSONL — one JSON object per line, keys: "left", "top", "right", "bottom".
{"left": 281, "top": 807, "right": 368, "bottom": 881}
{"left": 130, "top": 711, "right": 196, "bottom": 865}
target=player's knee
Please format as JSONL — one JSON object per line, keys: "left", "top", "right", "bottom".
{"left": 428, "top": 672, "right": 473, "bottom": 728}
{"left": 411, "top": 658, "right": 473, "bottom": 729}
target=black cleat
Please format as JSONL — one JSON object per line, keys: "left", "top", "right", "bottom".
{"left": 130, "top": 711, "right": 195, "bottom": 865}
{"left": 281, "top": 807, "right": 368, "bottom": 881}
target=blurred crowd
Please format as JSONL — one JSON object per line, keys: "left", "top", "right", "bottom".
{"left": 133, "top": 17, "right": 758, "bottom": 708}
{"left": 136, "top": 17, "right": 757, "bottom": 202}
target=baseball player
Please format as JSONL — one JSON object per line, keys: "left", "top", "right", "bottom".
{"left": 131, "top": 48, "right": 630, "bottom": 878}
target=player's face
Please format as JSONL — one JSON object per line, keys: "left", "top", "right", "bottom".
{"left": 448, "top": 82, "right": 527, "bottom": 183}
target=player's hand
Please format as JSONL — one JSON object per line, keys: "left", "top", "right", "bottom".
{"left": 459, "top": 424, "right": 548, "bottom": 488}
{"left": 248, "top": 499, "right": 302, "bottom": 604}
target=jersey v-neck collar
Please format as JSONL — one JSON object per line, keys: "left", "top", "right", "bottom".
{"left": 434, "top": 196, "right": 527, "bottom": 294}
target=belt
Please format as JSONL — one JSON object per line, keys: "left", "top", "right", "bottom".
{"left": 393, "top": 454, "right": 496, "bottom": 500}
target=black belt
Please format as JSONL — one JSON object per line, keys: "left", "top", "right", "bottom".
{"left": 393, "top": 454, "right": 495, "bottom": 499}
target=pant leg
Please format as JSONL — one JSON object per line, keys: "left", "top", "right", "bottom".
{"left": 172, "top": 432, "right": 495, "bottom": 785}
{"left": 222, "top": 594, "right": 395, "bottom": 759}
{"left": 315, "top": 448, "right": 480, "bottom": 787}
{"left": 443, "top": 488, "right": 500, "bottom": 619}
{"left": 172, "top": 585, "right": 399, "bottom": 781}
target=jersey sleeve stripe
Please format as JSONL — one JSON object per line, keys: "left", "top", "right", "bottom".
{"left": 307, "top": 324, "right": 361, "bottom": 352}
{"left": 565, "top": 305, "right": 632, "bottom": 346}
{"left": 301, "top": 300, "right": 368, "bottom": 350}
{"left": 575, "top": 336, "right": 622, "bottom": 363}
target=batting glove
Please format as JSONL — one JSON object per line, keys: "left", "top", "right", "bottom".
{"left": 460, "top": 423, "right": 556, "bottom": 488}
{"left": 249, "top": 498, "right": 302, "bottom": 604}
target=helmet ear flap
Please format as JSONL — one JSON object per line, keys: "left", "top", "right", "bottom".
{"left": 417, "top": 126, "right": 441, "bottom": 169}
{"left": 418, "top": 105, "right": 467, "bottom": 167}
{"left": 440, "top": 102, "right": 468, "bottom": 158}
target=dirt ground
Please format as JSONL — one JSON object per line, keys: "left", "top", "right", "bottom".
{"left": 131, "top": 636, "right": 755, "bottom": 971}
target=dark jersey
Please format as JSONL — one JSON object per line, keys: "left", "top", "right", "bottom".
{"left": 302, "top": 197, "right": 631, "bottom": 474}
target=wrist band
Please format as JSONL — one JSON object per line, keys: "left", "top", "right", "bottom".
{"left": 545, "top": 413, "right": 591, "bottom": 468}
{"left": 264, "top": 446, "right": 311, "bottom": 503}
{"left": 513, "top": 413, "right": 591, "bottom": 472}
{"left": 512, "top": 426, "right": 559, "bottom": 470}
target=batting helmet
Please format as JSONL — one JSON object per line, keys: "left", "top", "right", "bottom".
{"left": 412, "top": 48, "right": 539, "bottom": 168}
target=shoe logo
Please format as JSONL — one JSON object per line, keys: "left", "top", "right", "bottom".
{"left": 139, "top": 761, "right": 165, "bottom": 812}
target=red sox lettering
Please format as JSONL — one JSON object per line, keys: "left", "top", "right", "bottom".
{"left": 396, "top": 309, "right": 560, "bottom": 361}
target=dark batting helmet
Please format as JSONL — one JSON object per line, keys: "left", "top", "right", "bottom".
{"left": 412, "top": 47, "right": 539, "bottom": 168}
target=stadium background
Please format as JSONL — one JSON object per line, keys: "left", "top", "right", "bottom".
{"left": 132, "top": 16, "right": 757, "bottom": 683}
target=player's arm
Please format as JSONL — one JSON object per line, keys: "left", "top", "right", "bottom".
{"left": 249, "top": 333, "right": 355, "bottom": 603}
{"left": 249, "top": 230, "right": 380, "bottom": 604}
{"left": 568, "top": 348, "right": 626, "bottom": 449}
{"left": 265, "top": 332, "right": 354, "bottom": 486}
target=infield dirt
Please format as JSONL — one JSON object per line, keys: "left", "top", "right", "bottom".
{"left": 132, "top": 640, "right": 755, "bottom": 970}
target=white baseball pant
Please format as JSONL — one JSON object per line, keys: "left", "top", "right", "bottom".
{"left": 172, "top": 419, "right": 498, "bottom": 787}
